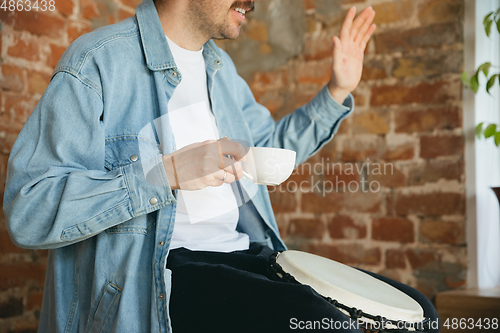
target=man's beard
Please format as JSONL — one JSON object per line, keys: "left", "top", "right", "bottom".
{"left": 188, "top": 0, "right": 254, "bottom": 41}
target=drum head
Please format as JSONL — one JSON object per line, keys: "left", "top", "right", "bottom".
{"left": 276, "top": 251, "right": 424, "bottom": 323}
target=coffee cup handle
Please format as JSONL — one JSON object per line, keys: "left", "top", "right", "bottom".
{"left": 242, "top": 170, "right": 255, "bottom": 182}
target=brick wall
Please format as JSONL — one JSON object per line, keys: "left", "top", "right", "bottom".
{"left": 235, "top": 0, "right": 466, "bottom": 301}
{"left": 0, "top": 0, "right": 465, "bottom": 330}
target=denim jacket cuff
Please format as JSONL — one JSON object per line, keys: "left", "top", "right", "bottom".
{"left": 122, "top": 154, "right": 176, "bottom": 216}
{"left": 308, "top": 85, "right": 354, "bottom": 131}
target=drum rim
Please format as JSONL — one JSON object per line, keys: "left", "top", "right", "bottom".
{"left": 269, "top": 251, "right": 431, "bottom": 333}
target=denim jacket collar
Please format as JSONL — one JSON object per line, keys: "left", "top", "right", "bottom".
{"left": 136, "top": 0, "right": 223, "bottom": 72}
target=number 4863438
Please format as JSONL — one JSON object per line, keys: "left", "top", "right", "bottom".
{"left": 0, "top": 0, "right": 56, "bottom": 11}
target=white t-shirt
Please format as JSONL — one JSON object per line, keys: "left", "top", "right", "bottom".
{"left": 163, "top": 35, "right": 249, "bottom": 252}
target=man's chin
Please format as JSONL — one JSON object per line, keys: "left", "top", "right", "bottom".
{"left": 213, "top": 30, "right": 241, "bottom": 40}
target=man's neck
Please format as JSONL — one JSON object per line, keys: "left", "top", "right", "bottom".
{"left": 154, "top": 0, "right": 207, "bottom": 51}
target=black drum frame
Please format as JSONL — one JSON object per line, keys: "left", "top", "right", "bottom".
{"left": 267, "top": 252, "right": 431, "bottom": 333}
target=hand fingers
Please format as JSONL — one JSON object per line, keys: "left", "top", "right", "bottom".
{"left": 360, "top": 23, "right": 376, "bottom": 50}
{"left": 223, "top": 160, "right": 244, "bottom": 181}
{"left": 349, "top": 6, "right": 375, "bottom": 42}
{"left": 211, "top": 168, "right": 236, "bottom": 187}
{"left": 354, "top": 8, "right": 376, "bottom": 44}
{"left": 217, "top": 138, "right": 248, "bottom": 161}
{"left": 339, "top": 6, "right": 356, "bottom": 41}
{"left": 331, "top": 36, "right": 343, "bottom": 70}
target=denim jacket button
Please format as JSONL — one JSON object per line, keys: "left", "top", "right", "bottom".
{"left": 172, "top": 71, "right": 178, "bottom": 77}
{"left": 130, "top": 154, "right": 138, "bottom": 162}
{"left": 158, "top": 241, "right": 165, "bottom": 246}
{"left": 149, "top": 198, "right": 158, "bottom": 205}
{"left": 159, "top": 293, "right": 164, "bottom": 300}
{"left": 215, "top": 60, "right": 220, "bottom": 65}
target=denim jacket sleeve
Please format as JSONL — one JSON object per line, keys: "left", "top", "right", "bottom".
{"left": 221, "top": 52, "right": 354, "bottom": 166}
{"left": 3, "top": 70, "right": 175, "bottom": 250}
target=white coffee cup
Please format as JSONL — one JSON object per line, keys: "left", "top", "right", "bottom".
{"left": 240, "top": 147, "right": 296, "bottom": 185}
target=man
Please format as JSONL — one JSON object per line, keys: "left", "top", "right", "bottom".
{"left": 4, "top": 0, "right": 438, "bottom": 332}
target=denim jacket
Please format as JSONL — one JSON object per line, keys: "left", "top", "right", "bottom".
{"left": 3, "top": 0, "right": 353, "bottom": 332}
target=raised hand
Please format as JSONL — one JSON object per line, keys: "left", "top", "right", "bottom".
{"left": 328, "top": 6, "right": 376, "bottom": 103}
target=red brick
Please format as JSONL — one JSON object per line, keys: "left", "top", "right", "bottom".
{"left": 342, "top": 191, "right": 382, "bottom": 213}
{"left": 0, "top": 262, "right": 46, "bottom": 290}
{"left": 255, "top": 90, "right": 284, "bottom": 115}
{"left": 255, "top": 69, "right": 289, "bottom": 89}
{"left": 370, "top": 79, "right": 461, "bottom": 106}
{"left": 420, "top": 219, "right": 465, "bottom": 245}
{"left": 27, "top": 70, "right": 51, "bottom": 95}
{"left": 57, "top": 0, "right": 75, "bottom": 16}
{"left": 7, "top": 35, "right": 40, "bottom": 61}
{"left": 323, "top": 162, "right": 360, "bottom": 191}
{"left": 372, "top": 217, "right": 414, "bottom": 243}
{"left": 318, "top": 140, "right": 337, "bottom": 161}
{"left": 352, "top": 110, "right": 390, "bottom": 134}
{"left": 120, "top": 0, "right": 142, "bottom": 8}
{"left": 368, "top": 165, "right": 407, "bottom": 188}
{"left": 0, "top": 125, "right": 22, "bottom": 154}
{"left": 374, "top": 22, "right": 462, "bottom": 54}
{"left": 67, "top": 21, "right": 92, "bottom": 43}
{"left": 373, "top": 0, "right": 413, "bottom": 25}
{"left": 419, "top": 0, "right": 464, "bottom": 26}
{"left": 49, "top": 44, "right": 67, "bottom": 68}
{"left": 392, "top": 52, "right": 463, "bottom": 78}
{"left": 304, "top": 34, "right": 332, "bottom": 61}
{"left": 4, "top": 94, "right": 35, "bottom": 126}
{"left": 0, "top": 297, "right": 23, "bottom": 319}
{"left": 0, "top": 229, "right": 28, "bottom": 254}
{"left": 405, "top": 248, "right": 438, "bottom": 269}
{"left": 276, "top": 215, "right": 288, "bottom": 239}
{"left": 246, "top": 20, "right": 269, "bottom": 42}
{"left": 303, "top": 0, "right": 314, "bottom": 10}
{"left": 420, "top": 134, "right": 463, "bottom": 158}
{"left": 408, "top": 159, "right": 463, "bottom": 185}
{"left": 329, "top": 214, "right": 367, "bottom": 239}
{"left": 2, "top": 11, "right": 66, "bottom": 39}
{"left": 305, "top": 243, "right": 381, "bottom": 265}
{"left": 361, "top": 62, "right": 387, "bottom": 81}
{"left": 395, "top": 106, "right": 462, "bottom": 133}
{"left": 386, "top": 249, "right": 406, "bottom": 269}
{"left": 287, "top": 156, "right": 322, "bottom": 184}
{"left": 351, "top": 90, "right": 366, "bottom": 107}
{"left": 394, "top": 192, "right": 465, "bottom": 216}
{"left": 118, "top": 8, "right": 134, "bottom": 21}
{"left": 295, "top": 61, "right": 331, "bottom": 86}
{"left": 0, "top": 65, "right": 25, "bottom": 92}
{"left": 289, "top": 218, "right": 325, "bottom": 239}
{"left": 301, "top": 191, "right": 344, "bottom": 213}
{"left": 382, "top": 144, "right": 415, "bottom": 161}
{"left": 27, "top": 288, "right": 44, "bottom": 311}
{"left": 341, "top": 136, "right": 384, "bottom": 162}
{"left": 269, "top": 186, "right": 297, "bottom": 213}
{"left": 81, "top": 0, "right": 101, "bottom": 20}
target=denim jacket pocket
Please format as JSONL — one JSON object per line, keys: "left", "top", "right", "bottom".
{"left": 86, "top": 282, "right": 122, "bottom": 333}
{"left": 104, "top": 136, "right": 160, "bottom": 235}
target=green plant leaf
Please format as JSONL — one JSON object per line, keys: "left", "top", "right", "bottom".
{"left": 470, "top": 72, "right": 480, "bottom": 93}
{"left": 495, "top": 132, "right": 500, "bottom": 147}
{"left": 497, "top": 18, "right": 500, "bottom": 34}
{"left": 476, "top": 122, "right": 484, "bottom": 138}
{"left": 484, "top": 124, "right": 497, "bottom": 138}
{"left": 478, "top": 62, "right": 492, "bottom": 77}
{"left": 461, "top": 72, "right": 469, "bottom": 87}
{"left": 484, "top": 12, "right": 494, "bottom": 25}
{"left": 486, "top": 74, "right": 498, "bottom": 94}
{"left": 486, "top": 19, "right": 494, "bottom": 36}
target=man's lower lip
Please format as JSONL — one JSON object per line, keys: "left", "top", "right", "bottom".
{"left": 233, "top": 9, "right": 245, "bottom": 20}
